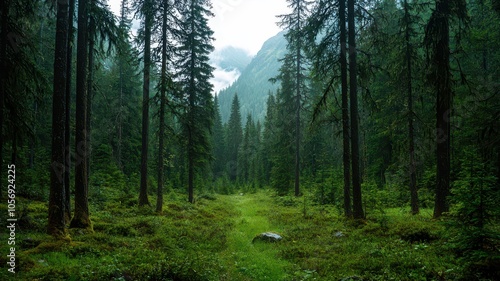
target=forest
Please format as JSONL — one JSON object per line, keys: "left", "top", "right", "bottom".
{"left": 0, "top": 0, "right": 499, "bottom": 280}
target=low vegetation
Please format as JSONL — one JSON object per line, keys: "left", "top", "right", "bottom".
{"left": 2, "top": 188, "right": 497, "bottom": 280}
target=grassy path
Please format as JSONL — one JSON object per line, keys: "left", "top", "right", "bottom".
{"left": 220, "top": 192, "right": 292, "bottom": 281}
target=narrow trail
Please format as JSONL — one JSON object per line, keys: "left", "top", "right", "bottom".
{"left": 220, "top": 192, "right": 292, "bottom": 281}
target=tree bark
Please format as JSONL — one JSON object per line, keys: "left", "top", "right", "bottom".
{"left": 348, "top": 0, "right": 364, "bottom": 219}
{"left": 48, "top": 0, "right": 69, "bottom": 237}
{"left": 339, "top": 0, "right": 352, "bottom": 218}
{"left": 404, "top": 0, "right": 419, "bottom": 215}
{"left": 71, "top": 0, "right": 91, "bottom": 229}
{"left": 157, "top": 0, "right": 168, "bottom": 213}
{"left": 294, "top": 0, "right": 302, "bottom": 197}
{"left": 86, "top": 7, "right": 95, "bottom": 186}
{"left": 139, "top": 0, "right": 151, "bottom": 207}
{"left": 64, "top": 0, "right": 75, "bottom": 224}
{"left": 0, "top": 0, "right": 8, "bottom": 198}
{"left": 432, "top": 0, "right": 451, "bottom": 218}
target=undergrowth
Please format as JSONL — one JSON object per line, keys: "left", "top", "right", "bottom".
{"left": 1, "top": 189, "right": 495, "bottom": 280}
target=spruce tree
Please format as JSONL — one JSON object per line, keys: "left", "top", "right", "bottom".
{"left": 156, "top": 0, "right": 179, "bottom": 212}
{"left": 176, "top": 0, "right": 215, "bottom": 203}
{"left": 212, "top": 95, "right": 226, "bottom": 179}
{"left": 71, "top": 0, "right": 91, "bottom": 229}
{"left": 348, "top": 0, "right": 364, "bottom": 219}
{"left": 48, "top": 0, "right": 70, "bottom": 237}
{"left": 425, "top": 0, "right": 468, "bottom": 218}
{"left": 278, "top": 0, "right": 311, "bottom": 196}
{"left": 226, "top": 94, "right": 243, "bottom": 181}
{"left": 339, "top": 0, "right": 352, "bottom": 217}
{"left": 270, "top": 56, "right": 296, "bottom": 195}
{"left": 138, "top": 0, "right": 154, "bottom": 207}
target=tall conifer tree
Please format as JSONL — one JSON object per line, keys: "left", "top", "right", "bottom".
{"left": 226, "top": 94, "right": 243, "bottom": 181}
{"left": 176, "top": 0, "right": 214, "bottom": 203}
{"left": 48, "top": 0, "right": 70, "bottom": 237}
{"left": 278, "top": 0, "right": 311, "bottom": 196}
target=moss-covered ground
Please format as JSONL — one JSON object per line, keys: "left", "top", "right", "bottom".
{"left": 0, "top": 189, "right": 464, "bottom": 280}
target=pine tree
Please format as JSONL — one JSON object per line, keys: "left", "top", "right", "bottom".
{"left": 348, "top": 0, "right": 364, "bottom": 219}
{"left": 176, "top": 0, "right": 214, "bottom": 203}
{"left": 156, "top": 0, "right": 179, "bottom": 212}
{"left": 138, "top": 0, "right": 154, "bottom": 207}
{"left": 425, "top": 0, "right": 468, "bottom": 218}
{"left": 238, "top": 114, "right": 255, "bottom": 183}
{"left": 278, "top": 0, "right": 311, "bottom": 196}
{"left": 212, "top": 95, "right": 226, "bottom": 179}
{"left": 262, "top": 93, "right": 277, "bottom": 185}
{"left": 270, "top": 56, "right": 296, "bottom": 195}
{"left": 71, "top": 0, "right": 91, "bottom": 229}
{"left": 307, "top": 0, "right": 352, "bottom": 217}
{"left": 339, "top": 0, "right": 352, "bottom": 217}
{"left": 226, "top": 94, "right": 243, "bottom": 181}
{"left": 402, "top": 0, "right": 419, "bottom": 215}
{"left": 64, "top": 0, "right": 76, "bottom": 224}
{"left": 48, "top": 0, "right": 69, "bottom": 237}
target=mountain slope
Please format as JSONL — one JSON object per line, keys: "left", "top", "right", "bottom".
{"left": 217, "top": 32, "right": 287, "bottom": 124}
{"left": 211, "top": 46, "right": 253, "bottom": 72}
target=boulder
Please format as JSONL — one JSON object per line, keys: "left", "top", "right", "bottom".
{"left": 252, "top": 232, "right": 282, "bottom": 243}
{"left": 334, "top": 231, "right": 345, "bottom": 238}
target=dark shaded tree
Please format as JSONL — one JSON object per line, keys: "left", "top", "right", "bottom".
{"left": 424, "top": 0, "right": 468, "bottom": 218}
{"left": 138, "top": 0, "right": 154, "bottom": 207}
{"left": 71, "top": 0, "right": 91, "bottom": 229}
{"left": 48, "top": 0, "right": 69, "bottom": 237}
{"left": 348, "top": 0, "right": 364, "bottom": 219}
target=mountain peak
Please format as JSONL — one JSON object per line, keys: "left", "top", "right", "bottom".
{"left": 217, "top": 32, "right": 287, "bottom": 124}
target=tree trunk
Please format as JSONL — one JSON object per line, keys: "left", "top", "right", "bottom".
{"left": 339, "top": 0, "right": 352, "bottom": 218}
{"left": 64, "top": 0, "right": 75, "bottom": 224}
{"left": 188, "top": 63, "right": 195, "bottom": 204}
{"left": 139, "top": 0, "right": 151, "bottom": 207}
{"left": 404, "top": 0, "right": 419, "bottom": 215}
{"left": 71, "top": 0, "right": 91, "bottom": 229}
{"left": 86, "top": 8, "right": 95, "bottom": 186}
{"left": 348, "top": 0, "right": 364, "bottom": 219}
{"left": 11, "top": 130, "right": 16, "bottom": 166}
{"left": 432, "top": 0, "right": 451, "bottom": 219}
{"left": 157, "top": 0, "right": 168, "bottom": 213}
{"left": 0, "top": 0, "right": 8, "bottom": 198}
{"left": 48, "top": 0, "right": 69, "bottom": 237}
{"left": 294, "top": 0, "right": 301, "bottom": 197}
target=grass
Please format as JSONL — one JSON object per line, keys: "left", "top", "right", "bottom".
{"left": 218, "top": 191, "right": 293, "bottom": 280}
{"left": 0, "top": 189, "right": 475, "bottom": 280}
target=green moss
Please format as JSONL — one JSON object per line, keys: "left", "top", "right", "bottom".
{"left": 12, "top": 190, "right": 472, "bottom": 281}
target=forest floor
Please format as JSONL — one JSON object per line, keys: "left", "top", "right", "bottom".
{"left": 0, "top": 189, "right": 466, "bottom": 280}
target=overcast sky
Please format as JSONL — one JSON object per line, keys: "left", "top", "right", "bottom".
{"left": 109, "top": 0, "right": 288, "bottom": 55}
{"left": 209, "top": 0, "right": 288, "bottom": 55}
{"left": 108, "top": 0, "right": 289, "bottom": 92}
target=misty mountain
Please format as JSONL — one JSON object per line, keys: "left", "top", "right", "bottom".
{"left": 217, "top": 31, "right": 287, "bottom": 124}
{"left": 210, "top": 46, "right": 253, "bottom": 93}
{"left": 211, "top": 46, "right": 253, "bottom": 72}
